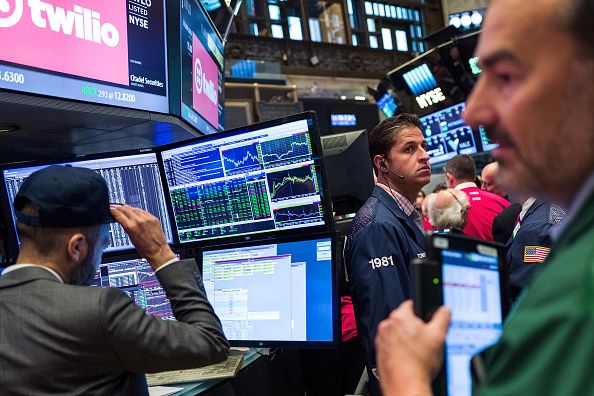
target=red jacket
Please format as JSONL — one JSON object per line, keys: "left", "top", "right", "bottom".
{"left": 459, "top": 184, "right": 510, "bottom": 241}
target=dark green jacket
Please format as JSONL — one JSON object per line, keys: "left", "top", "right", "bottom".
{"left": 473, "top": 191, "right": 594, "bottom": 395}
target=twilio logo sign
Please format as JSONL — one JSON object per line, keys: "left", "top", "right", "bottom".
{"left": 0, "top": 0, "right": 128, "bottom": 85}
{"left": 0, "top": 0, "right": 119, "bottom": 46}
{"left": 194, "top": 58, "right": 217, "bottom": 105}
{"left": 192, "top": 33, "right": 219, "bottom": 129}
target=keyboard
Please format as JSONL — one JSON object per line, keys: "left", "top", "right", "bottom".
{"left": 146, "top": 354, "right": 244, "bottom": 386}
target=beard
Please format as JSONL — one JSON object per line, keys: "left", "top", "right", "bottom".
{"left": 70, "top": 253, "right": 99, "bottom": 286}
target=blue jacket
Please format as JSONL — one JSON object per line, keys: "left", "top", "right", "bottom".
{"left": 506, "top": 199, "right": 566, "bottom": 299}
{"left": 345, "top": 186, "right": 426, "bottom": 392}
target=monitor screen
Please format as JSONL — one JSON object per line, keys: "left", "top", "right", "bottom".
{"left": 201, "top": 236, "right": 337, "bottom": 347}
{"left": 93, "top": 257, "right": 175, "bottom": 320}
{"left": 160, "top": 112, "right": 330, "bottom": 244}
{"left": 0, "top": 0, "right": 169, "bottom": 113}
{"left": 2, "top": 152, "right": 173, "bottom": 253}
{"left": 442, "top": 248, "right": 502, "bottom": 396}
{"left": 377, "top": 93, "right": 398, "bottom": 118}
{"left": 180, "top": 0, "right": 225, "bottom": 134}
{"left": 419, "top": 102, "right": 478, "bottom": 164}
{"left": 387, "top": 46, "right": 467, "bottom": 117}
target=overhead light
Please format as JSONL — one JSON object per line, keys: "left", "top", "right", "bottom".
{"left": 354, "top": 96, "right": 366, "bottom": 101}
{"left": 0, "top": 123, "right": 19, "bottom": 133}
{"left": 340, "top": 95, "right": 347, "bottom": 100}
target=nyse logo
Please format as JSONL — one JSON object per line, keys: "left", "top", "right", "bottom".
{"left": 194, "top": 57, "right": 217, "bottom": 105}
{"left": 416, "top": 87, "right": 446, "bottom": 109}
{"left": 0, "top": 0, "right": 119, "bottom": 47}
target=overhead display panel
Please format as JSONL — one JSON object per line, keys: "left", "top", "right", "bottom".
{"left": 0, "top": 0, "right": 169, "bottom": 113}
{"left": 180, "top": 0, "right": 225, "bottom": 134}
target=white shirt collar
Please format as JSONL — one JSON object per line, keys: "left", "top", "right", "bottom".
{"left": 519, "top": 197, "right": 537, "bottom": 222}
{"left": 455, "top": 182, "right": 477, "bottom": 190}
{"left": 2, "top": 264, "right": 64, "bottom": 283}
{"left": 551, "top": 170, "right": 594, "bottom": 241}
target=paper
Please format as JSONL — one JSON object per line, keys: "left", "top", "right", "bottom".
{"left": 148, "top": 385, "right": 184, "bottom": 396}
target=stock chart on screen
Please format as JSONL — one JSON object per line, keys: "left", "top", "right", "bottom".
{"left": 93, "top": 258, "right": 174, "bottom": 320}
{"left": 2, "top": 153, "right": 173, "bottom": 253}
{"left": 161, "top": 114, "right": 327, "bottom": 243}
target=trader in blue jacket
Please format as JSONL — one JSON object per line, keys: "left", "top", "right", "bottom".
{"left": 345, "top": 113, "right": 431, "bottom": 395}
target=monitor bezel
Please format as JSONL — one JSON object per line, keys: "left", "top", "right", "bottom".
{"left": 0, "top": 147, "right": 174, "bottom": 261}
{"left": 156, "top": 111, "right": 335, "bottom": 249}
{"left": 196, "top": 231, "right": 340, "bottom": 349}
{"left": 427, "top": 233, "right": 510, "bottom": 395}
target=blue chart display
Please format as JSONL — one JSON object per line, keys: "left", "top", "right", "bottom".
{"left": 260, "top": 132, "right": 312, "bottom": 168}
{"left": 93, "top": 258, "right": 175, "bottom": 321}
{"left": 267, "top": 165, "right": 317, "bottom": 202}
{"left": 222, "top": 143, "right": 263, "bottom": 175}
{"left": 273, "top": 203, "right": 323, "bottom": 227}
{"left": 160, "top": 116, "right": 327, "bottom": 243}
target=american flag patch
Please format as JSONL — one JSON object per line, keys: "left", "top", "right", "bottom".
{"left": 524, "top": 246, "right": 550, "bottom": 263}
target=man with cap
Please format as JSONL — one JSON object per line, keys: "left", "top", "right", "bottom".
{"left": 0, "top": 165, "right": 229, "bottom": 394}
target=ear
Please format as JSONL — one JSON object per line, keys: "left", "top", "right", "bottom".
{"left": 445, "top": 172, "right": 454, "bottom": 187}
{"left": 373, "top": 155, "right": 386, "bottom": 173}
{"left": 66, "top": 233, "right": 87, "bottom": 264}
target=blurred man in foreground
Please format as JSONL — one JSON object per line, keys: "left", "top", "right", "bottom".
{"left": 376, "top": 0, "right": 594, "bottom": 394}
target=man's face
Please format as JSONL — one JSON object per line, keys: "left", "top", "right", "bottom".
{"left": 70, "top": 225, "right": 110, "bottom": 286}
{"left": 385, "top": 126, "right": 431, "bottom": 188}
{"left": 481, "top": 166, "right": 505, "bottom": 197}
{"left": 464, "top": 0, "right": 594, "bottom": 206}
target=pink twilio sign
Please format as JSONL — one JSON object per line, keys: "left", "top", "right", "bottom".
{"left": 192, "top": 32, "right": 219, "bottom": 129}
{"left": 0, "top": 0, "right": 129, "bottom": 85}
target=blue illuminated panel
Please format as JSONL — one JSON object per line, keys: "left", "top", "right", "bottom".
{"left": 202, "top": 237, "right": 334, "bottom": 343}
{"left": 161, "top": 116, "right": 326, "bottom": 243}
{"left": 403, "top": 64, "right": 438, "bottom": 96}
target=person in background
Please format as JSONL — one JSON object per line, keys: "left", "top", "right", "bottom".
{"left": 0, "top": 166, "right": 229, "bottom": 394}
{"left": 375, "top": 0, "right": 594, "bottom": 393}
{"left": 481, "top": 161, "right": 508, "bottom": 199}
{"left": 429, "top": 188, "right": 469, "bottom": 233}
{"left": 443, "top": 155, "right": 509, "bottom": 241}
{"left": 345, "top": 113, "right": 431, "bottom": 396}
{"left": 414, "top": 189, "right": 426, "bottom": 212}
{"left": 421, "top": 193, "right": 437, "bottom": 231}
{"left": 506, "top": 197, "right": 566, "bottom": 300}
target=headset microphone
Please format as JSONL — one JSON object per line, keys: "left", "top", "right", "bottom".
{"left": 381, "top": 160, "right": 405, "bottom": 180}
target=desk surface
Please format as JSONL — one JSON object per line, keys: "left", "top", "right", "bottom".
{"left": 153, "top": 349, "right": 262, "bottom": 396}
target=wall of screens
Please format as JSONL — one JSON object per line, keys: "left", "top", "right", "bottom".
{"left": 0, "top": 0, "right": 169, "bottom": 113}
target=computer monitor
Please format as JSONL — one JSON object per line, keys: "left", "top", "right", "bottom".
{"left": 179, "top": 0, "right": 225, "bottom": 134}
{"left": 419, "top": 102, "right": 478, "bottom": 165}
{"left": 0, "top": 0, "right": 169, "bottom": 113}
{"left": 1, "top": 150, "right": 173, "bottom": 254}
{"left": 321, "top": 130, "right": 375, "bottom": 216}
{"left": 92, "top": 256, "right": 175, "bottom": 320}
{"left": 199, "top": 234, "right": 339, "bottom": 347}
{"left": 159, "top": 111, "right": 332, "bottom": 245}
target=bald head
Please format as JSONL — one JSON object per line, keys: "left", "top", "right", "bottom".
{"left": 429, "top": 189, "right": 469, "bottom": 230}
{"left": 481, "top": 162, "right": 506, "bottom": 197}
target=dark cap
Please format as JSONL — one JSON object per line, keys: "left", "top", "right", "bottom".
{"left": 14, "top": 165, "right": 115, "bottom": 228}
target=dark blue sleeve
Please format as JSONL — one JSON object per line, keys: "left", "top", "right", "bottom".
{"left": 346, "top": 221, "right": 413, "bottom": 369}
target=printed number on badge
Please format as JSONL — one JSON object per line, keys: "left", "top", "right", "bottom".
{"left": 369, "top": 256, "right": 394, "bottom": 269}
